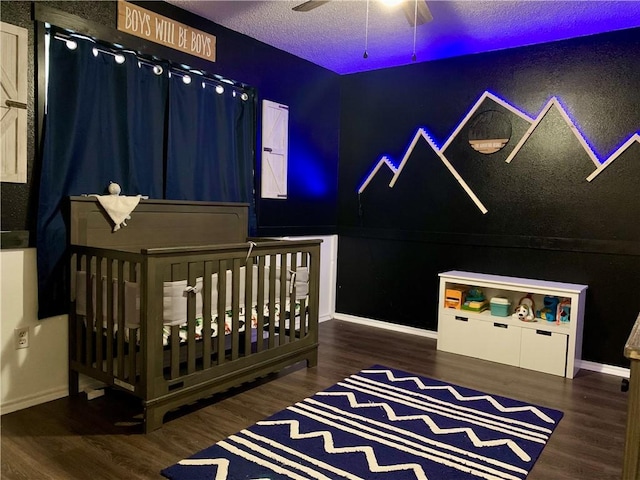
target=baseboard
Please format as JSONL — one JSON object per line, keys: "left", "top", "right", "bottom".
{"left": 333, "top": 313, "right": 630, "bottom": 378}
{"left": 0, "top": 377, "right": 107, "bottom": 416}
{"left": 332, "top": 313, "right": 438, "bottom": 339}
{"left": 578, "top": 359, "right": 630, "bottom": 378}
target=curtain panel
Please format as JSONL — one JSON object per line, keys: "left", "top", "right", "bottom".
{"left": 38, "top": 32, "right": 256, "bottom": 319}
{"left": 166, "top": 74, "right": 256, "bottom": 229}
{"left": 37, "top": 34, "right": 168, "bottom": 318}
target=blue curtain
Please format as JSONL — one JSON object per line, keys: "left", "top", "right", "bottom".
{"left": 37, "top": 33, "right": 168, "bottom": 318}
{"left": 166, "top": 75, "right": 256, "bottom": 231}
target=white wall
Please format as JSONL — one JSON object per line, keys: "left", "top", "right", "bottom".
{"left": 282, "top": 235, "right": 337, "bottom": 322}
{"left": 1, "top": 249, "right": 69, "bottom": 414}
{"left": 0, "top": 236, "right": 338, "bottom": 414}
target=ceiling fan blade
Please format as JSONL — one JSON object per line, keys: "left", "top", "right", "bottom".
{"left": 402, "top": 0, "right": 433, "bottom": 27}
{"left": 292, "top": 1, "right": 330, "bottom": 12}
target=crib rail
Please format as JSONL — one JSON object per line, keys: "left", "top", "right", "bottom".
{"left": 69, "top": 238, "right": 320, "bottom": 429}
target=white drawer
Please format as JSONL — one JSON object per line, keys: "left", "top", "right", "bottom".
{"left": 437, "top": 312, "right": 484, "bottom": 359}
{"left": 475, "top": 320, "right": 521, "bottom": 367}
{"left": 520, "top": 328, "right": 568, "bottom": 376}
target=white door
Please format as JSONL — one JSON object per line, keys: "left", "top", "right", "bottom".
{"left": 261, "top": 99, "right": 288, "bottom": 199}
{"left": 1, "top": 21, "right": 28, "bottom": 183}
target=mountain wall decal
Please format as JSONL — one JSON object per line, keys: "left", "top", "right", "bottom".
{"left": 358, "top": 91, "right": 640, "bottom": 214}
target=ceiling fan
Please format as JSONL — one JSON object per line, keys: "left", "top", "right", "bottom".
{"left": 292, "top": 0, "right": 433, "bottom": 27}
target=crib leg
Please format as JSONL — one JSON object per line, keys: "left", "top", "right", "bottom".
{"left": 143, "top": 405, "right": 165, "bottom": 434}
{"left": 69, "top": 369, "right": 80, "bottom": 396}
{"left": 306, "top": 348, "right": 318, "bottom": 368}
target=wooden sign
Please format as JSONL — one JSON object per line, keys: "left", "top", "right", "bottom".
{"left": 117, "top": 0, "right": 215, "bottom": 62}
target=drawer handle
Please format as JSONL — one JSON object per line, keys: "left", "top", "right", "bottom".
{"left": 493, "top": 323, "right": 508, "bottom": 328}
{"left": 536, "top": 330, "right": 552, "bottom": 336}
{"left": 454, "top": 316, "right": 468, "bottom": 322}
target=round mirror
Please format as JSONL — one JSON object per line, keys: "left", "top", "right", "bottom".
{"left": 468, "top": 110, "right": 512, "bottom": 154}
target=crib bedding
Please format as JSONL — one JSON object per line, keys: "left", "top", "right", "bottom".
{"left": 164, "top": 302, "right": 303, "bottom": 345}
{"left": 75, "top": 266, "right": 307, "bottom": 345}
{"left": 79, "top": 293, "right": 303, "bottom": 347}
{"left": 69, "top": 197, "right": 320, "bottom": 432}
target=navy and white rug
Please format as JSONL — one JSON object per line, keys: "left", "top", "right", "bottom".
{"left": 162, "top": 366, "right": 563, "bottom": 480}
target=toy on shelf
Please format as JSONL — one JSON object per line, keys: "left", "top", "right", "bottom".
{"left": 465, "top": 287, "right": 484, "bottom": 302}
{"left": 513, "top": 293, "right": 536, "bottom": 322}
{"left": 537, "top": 295, "right": 560, "bottom": 322}
{"left": 461, "top": 286, "right": 489, "bottom": 312}
{"left": 557, "top": 298, "right": 571, "bottom": 323}
{"left": 490, "top": 297, "right": 511, "bottom": 317}
{"left": 445, "top": 287, "right": 467, "bottom": 309}
{"left": 461, "top": 300, "right": 489, "bottom": 312}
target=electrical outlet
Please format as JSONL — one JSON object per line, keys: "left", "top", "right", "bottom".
{"left": 15, "top": 327, "right": 29, "bottom": 349}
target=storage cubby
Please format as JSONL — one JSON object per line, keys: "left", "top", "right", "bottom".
{"left": 437, "top": 270, "right": 587, "bottom": 378}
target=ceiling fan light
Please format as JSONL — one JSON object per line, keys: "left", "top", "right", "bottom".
{"left": 380, "top": 0, "right": 403, "bottom": 7}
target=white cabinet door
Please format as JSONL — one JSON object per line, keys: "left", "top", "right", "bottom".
{"left": 520, "top": 328, "right": 568, "bottom": 376}
{"left": 261, "top": 99, "right": 288, "bottom": 199}
{"left": 1, "top": 22, "right": 28, "bottom": 183}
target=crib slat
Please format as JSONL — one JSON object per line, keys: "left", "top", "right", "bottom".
{"left": 170, "top": 325, "right": 180, "bottom": 379}
{"left": 85, "top": 256, "right": 94, "bottom": 367}
{"left": 105, "top": 259, "right": 114, "bottom": 377}
{"left": 268, "top": 255, "right": 277, "bottom": 349}
{"left": 217, "top": 259, "right": 227, "bottom": 364}
{"left": 231, "top": 258, "right": 241, "bottom": 361}
{"left": 186, "top": 262, "right": 197, "bottom": 375}
{"left": 280, "top": 253, "right": 287, "bottom": 345}
{"left": 256, "top": 256, "right": 266, "bottom": 353}
{"left": 95, "top": 257, "right": 104, "bottom": 372}
{"left": 75, "top": 255, "right": 91, "bottom": 363}
{"left": 288, "top": 254, "right": 297, "bottom": 344}
{"left": 244, "top": 258, "right": 253, "bottom": 356}
{"left": 300, "top": 252, "right": 308, "bottom": 338}
{"left": 128, "top": 263, "right": 139, "bottom": 384}
{"left": 116, "top": 261, "right": 125, "bottom": 378}
{"left": 128, "top": 327, "right": 137, "bottom": 383}
{"left": 70, "top": 254, "right": 79, "bottom": 365}
{"left": 202, "top": 261, "right": 213, "bottom": 368}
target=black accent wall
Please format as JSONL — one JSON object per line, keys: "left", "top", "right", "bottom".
{"left": 337, "top": 28, "right": 640, "bottom": 368}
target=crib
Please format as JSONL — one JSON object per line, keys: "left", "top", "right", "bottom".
{"left": 68, "top": 196, "right": 321, "bottom": 432}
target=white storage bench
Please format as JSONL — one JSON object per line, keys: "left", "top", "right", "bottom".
{"left": 437, "top": 270, "right": 587, "bottom": 378}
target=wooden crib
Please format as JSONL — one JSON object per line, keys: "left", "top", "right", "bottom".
{"left": 68, "top": 196, "right": 321, "bottom": 432}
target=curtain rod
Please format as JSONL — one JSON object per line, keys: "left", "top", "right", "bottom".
{"left": 49, "top": 27, "right": 252, "bottom": 94}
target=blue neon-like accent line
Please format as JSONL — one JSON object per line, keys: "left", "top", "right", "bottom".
{"left": 357, "top": 90, "right": 640, "bottom": 195}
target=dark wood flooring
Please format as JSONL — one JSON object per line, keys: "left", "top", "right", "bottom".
{"left": 1, "top": 319, "right": 630, "bottom": 479}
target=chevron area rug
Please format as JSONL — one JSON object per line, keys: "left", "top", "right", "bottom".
{"left": 161, "top": 366, "right": 563, "bottom": 480}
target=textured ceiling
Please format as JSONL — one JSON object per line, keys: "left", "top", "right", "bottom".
{"left": 166, "top": 1, "right": 640, "bottom": 74}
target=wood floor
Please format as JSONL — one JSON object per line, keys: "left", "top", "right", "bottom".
{"left": 1, "top": 319, "right": 630, "bottom": 479}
